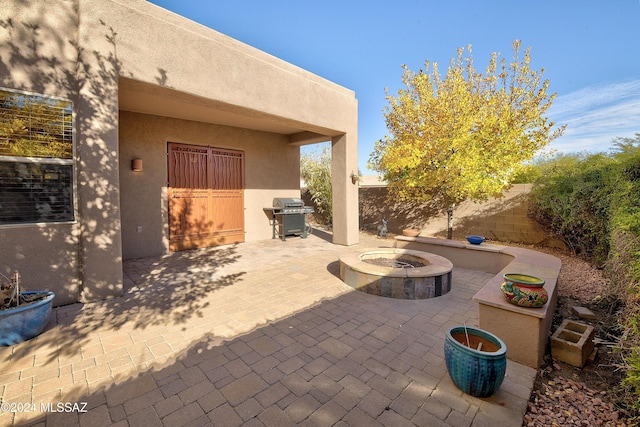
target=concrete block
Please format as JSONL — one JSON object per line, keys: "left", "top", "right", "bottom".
{"left": 572, "top": 306, "right": 596, "bottom": 320}
{"left": 551, "top": 320, "right": 595, "bottom": 367}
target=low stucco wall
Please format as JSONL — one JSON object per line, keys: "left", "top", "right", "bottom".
{"left": 395, "top": 235, "right": 561, "bottom": 368}
{"left": 119, "top": 111, "right": 302, "bottom": 259}
{"left": 393, "top": 238, "right": 514, "bottom": 274}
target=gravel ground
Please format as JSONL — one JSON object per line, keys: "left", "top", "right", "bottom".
{"left": 518, "top": 247, "right": 629, "bottom": 427}
{"left": 525, "top": 375, "right": 625, "bottom": 426}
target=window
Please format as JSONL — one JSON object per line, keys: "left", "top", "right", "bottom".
{"left": 0, "top": 88, "right": 74, "bottom": 225}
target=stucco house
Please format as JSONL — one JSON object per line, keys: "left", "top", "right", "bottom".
{"left": 0, "top": 0, "right": 359, "bottom": 306}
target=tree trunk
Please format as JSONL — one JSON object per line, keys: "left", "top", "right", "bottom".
{"left": 446, "top": 204, "right": 455, "bottom": 239}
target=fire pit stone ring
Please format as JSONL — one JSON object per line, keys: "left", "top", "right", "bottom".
{"left": 339, "top": 248, "right": 453, "bottom": 299}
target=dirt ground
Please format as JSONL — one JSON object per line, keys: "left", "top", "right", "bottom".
{"left": 508, "top": 244, "right": 631, "bottom": 427}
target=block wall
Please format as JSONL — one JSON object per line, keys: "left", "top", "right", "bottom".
{"left": 358, "top": 184, "right": 565, "bottom": 248}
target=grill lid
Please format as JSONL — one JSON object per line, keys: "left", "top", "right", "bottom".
{"left": 273, "top": 197, "right": 304, "bottom": 208}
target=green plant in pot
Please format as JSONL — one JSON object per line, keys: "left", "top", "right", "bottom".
{"left": 444, "top": 325, "right": 507, "bottom": 397}
{"left": 0, "top": 271, "right": 55, "bottom": 346}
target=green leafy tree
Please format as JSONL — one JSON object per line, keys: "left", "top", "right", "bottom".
{"left": 610, "top": 132, "right": 640, "bottom": 161}
{"left": 369, "top": 40, "right": 565, "bottom": 238}
{"left": 301, "top": 145, "right": 332, "bottom": 224}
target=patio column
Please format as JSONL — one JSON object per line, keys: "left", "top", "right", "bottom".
{"left": 331, "top": 131, "right": 359, "bottom": 246}
{"left": 76, "top": 1, "right": 124, "bottom": 302}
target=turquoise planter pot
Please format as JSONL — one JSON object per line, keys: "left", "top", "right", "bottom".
{"left": 0, "top": 292, "right": 54, "bottom": 346}
{"left": 444, "top": 326, "right": 507, "bottom": 397}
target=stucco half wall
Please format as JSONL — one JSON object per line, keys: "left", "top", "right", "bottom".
{"left": 1, "top": 0, "right": 358, "bottom": 305}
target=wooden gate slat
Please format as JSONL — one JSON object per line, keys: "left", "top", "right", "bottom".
{"left": 168, "top": 143, "right": 244, "bottom": 251}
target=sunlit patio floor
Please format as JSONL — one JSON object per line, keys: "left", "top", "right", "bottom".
{"left": 0, "top": 232, "right": 535, "bottom": 426}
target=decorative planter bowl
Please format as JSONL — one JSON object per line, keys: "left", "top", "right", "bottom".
{"left": 444, "top": 326, "right": 507, "bottom": 397}
{"left": 465, "top": 235, "right": 485, "bottom": 245}
{"left": 0, "top": 291, "right": 55, "bottom": 346}
{"left": 402, "top": 228, "right": 420, "bottom": 237}
{"left": 500, "top": 273, "right": 548, "bottom": 308}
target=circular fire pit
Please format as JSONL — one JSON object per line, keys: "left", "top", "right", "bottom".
{"left": 339, "top": 248, "right": 453, "bottom": 299}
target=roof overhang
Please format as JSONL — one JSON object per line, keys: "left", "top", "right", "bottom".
{"left": 118, "top": 77, "right": 333, "bottom": 145}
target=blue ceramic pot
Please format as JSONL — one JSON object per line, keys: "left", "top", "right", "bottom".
{"left": 465, "top": 235, "right": 485, "bottom": 245}
{"left": 444, "top": 326, "right": 507, "bottom": 397}
{"left": 0, "top": 291, "right": 55, "bottom": 346}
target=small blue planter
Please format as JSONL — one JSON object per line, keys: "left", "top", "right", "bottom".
{"left": 0, "top": 292, "right": 55, "bottom": 346}
{"left": 444, "top": 326, "right": 507, "bottom": 397}
{"left": 465, "top": 235, "right": 485, "bottom": 245}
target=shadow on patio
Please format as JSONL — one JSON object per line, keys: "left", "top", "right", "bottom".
{"left": 1, "top": 235, "right": 534, "bottom": 426}
{"left": 0, "top": 245, "right": 244, "bottom": 369}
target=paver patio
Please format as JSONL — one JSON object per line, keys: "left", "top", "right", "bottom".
{"left": 0, "top": 232, "right": 536, "bottom": 426}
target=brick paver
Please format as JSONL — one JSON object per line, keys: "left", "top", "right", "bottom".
{"left": 0, "top": 233, "right": 536, "bottom": 426}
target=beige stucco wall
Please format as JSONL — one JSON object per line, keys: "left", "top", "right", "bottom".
{"left": 1, "top": 0, "right": 129, "bottom": 305}
{"left": 0, "top": 0, "right": 84, "bottom": 306}
{"left": 110, "top": 0, "right": 357, "bottom": 135}
{"left": 109, "top": 0, "right": 359, "bottom": 246}
{"left": 76, "top": 0, "right": 125, "bottom": 302}
{"left": 119, "top": 112, "right": 301, "bottom": 259}
{"left": 0, "top": 225, "right": 81, "bottom": 306}
{"left": 1, "top": 0, "right": 358, "bottom": 305}
{"left": 332, "top": 132, "right": 360, "bottom": 246}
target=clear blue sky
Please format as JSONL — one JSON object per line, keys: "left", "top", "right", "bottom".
{"left": 148, "top": 0, "right": 640, "bottom": 172}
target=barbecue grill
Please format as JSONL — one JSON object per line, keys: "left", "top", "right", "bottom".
{"left": 265, "top": 197, "right": 314, "bottom": 241}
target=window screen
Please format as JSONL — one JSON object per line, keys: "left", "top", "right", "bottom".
{"left": 0, "top": 88, "right": 74, "bottom": 225}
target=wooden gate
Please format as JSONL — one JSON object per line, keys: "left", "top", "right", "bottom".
{"left": 168, "top": 143, "right": 244, "bottom": 251}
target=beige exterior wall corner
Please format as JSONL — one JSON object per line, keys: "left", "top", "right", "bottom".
{"left": 0, "top": 0, "right": 116, "bottom": 306}
{"left": 75, "top": 0, "right": 124, "bottom": 301}
{"left": 331, "top": 129, "right": 359, "bottom": 246}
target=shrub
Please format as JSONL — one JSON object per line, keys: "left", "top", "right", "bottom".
{"left": 527, "top": 138, "right": 640, "bottom": 419}
{"left": 528, "top": 153, "right": 616, "bottom": 264}
{"left": 610, "top": 229, "right": 640, "bottom": 419}
{"left": 300, "top": 145, "right": 332, "bottom": 224}
{"left": 608, "top": 153, "right": 640, "bottom": 419}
